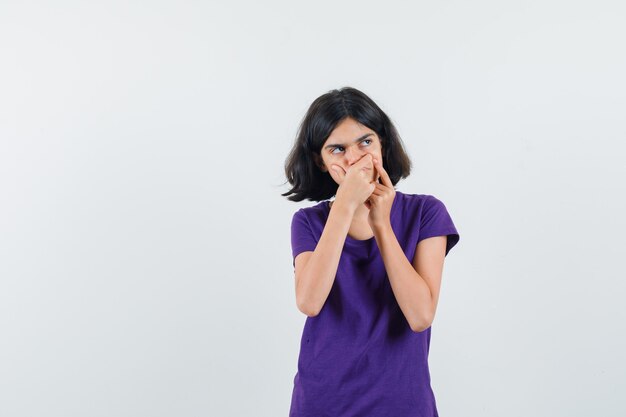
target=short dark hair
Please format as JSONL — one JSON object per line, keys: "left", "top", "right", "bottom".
{"left": 282, "top": 86, "right": 412, "bottom": 202}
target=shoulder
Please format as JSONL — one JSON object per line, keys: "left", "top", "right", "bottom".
{"left": 293, "top": 200, "right": 328, "bottom": 215}
{"left": 394, "top": 191, "right": 454, "bottom": 226}
{"left": 395, "top": 190, "right": 441, "bottom": 210}
{"left": 394, "top": 190, "right": 460, "bottom": 255}
{"left": 291, "top": 200, "right": 329, "bottom": 224}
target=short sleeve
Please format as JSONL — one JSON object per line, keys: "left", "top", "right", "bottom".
{"left": 417, "top": 195, "right": 460, "bottom": 257}
{"left": 290, "top": 209, "right": 318, "bottom": 267}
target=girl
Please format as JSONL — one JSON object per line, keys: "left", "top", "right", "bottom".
{"left": 282, "top": 87, "right": 460, "bottom": 416}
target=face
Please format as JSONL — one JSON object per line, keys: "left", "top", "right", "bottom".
{"left": 316, "top": 117, "right": 383, "bottom": 184}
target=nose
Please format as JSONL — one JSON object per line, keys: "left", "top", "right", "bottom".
{"left": 345, "top": 148, "right": 367, "bottom": 167}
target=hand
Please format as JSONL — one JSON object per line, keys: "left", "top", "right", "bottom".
{"left": 330, "top": 154, "right": 377, "bottom": 213}
{"left": 366, "top": 158, "right": 395, "bottom": 231}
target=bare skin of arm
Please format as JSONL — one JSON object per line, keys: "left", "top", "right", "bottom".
{"left": 374, "top": 225, "right": 447, "bottom": 332}
{"left": 366, "top": 158, "right": 449, "bottom": 332}
{"left": 294, "top": 200, "right": 355, "bottom": 317}
{"left": 331, "top": 156, "right": 449, "bottom": 331}
{"left": 294, "top": 154, "right": 376, "bottom": 317}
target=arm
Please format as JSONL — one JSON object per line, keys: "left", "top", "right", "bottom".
{"left": 374, "top": 221, "right": 447, "bottom": 332}
{"left": 294, "top": 200, "right": 355, "bottom": 317}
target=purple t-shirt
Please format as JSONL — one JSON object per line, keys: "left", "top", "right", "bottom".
{"left": 289, "top": 190, "right": 460, "bottom": 417}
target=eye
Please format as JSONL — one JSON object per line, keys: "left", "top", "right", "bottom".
{"left": 330, "top": 139, "right": 372, "bottom": 155}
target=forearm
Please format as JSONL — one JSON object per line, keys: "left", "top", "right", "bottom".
{"left": 373, "top": 222, "right": 433, "bottom": 331}
{"left": 298, "top": 201, "right": 355, "bottom": 316}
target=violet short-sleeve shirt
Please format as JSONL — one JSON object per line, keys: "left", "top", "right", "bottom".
{"left": 289, "top": 190, "right": 460, "bottom": 417}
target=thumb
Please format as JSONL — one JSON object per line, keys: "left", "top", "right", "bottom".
{"left": 331, "top": 164, "right": 345, "bottom": 178}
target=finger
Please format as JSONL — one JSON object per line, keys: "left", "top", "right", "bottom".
{"left": 331, "top": 164, "right": 346, "bottom": 180}
{"left": 353, "top": 153, "right": 374, "bottom": 170}
{"left": 369, "top": 173, "right": 382, "bottom": 187}
{"left": 353, "top": 154, "right": 375, "bottom": 177}
{"left": 373, "top": 166, "right": 381, "bottom": 183}
{"left": 370, "top": 186, "right": 384, "bottom": 195}
{"left": 373, "top": 158, "right": 392, "bottom": 187}
{"left": 370, "top": 185, "right": 387, "bottom": 197}
{"left": 344, "top": 153, "right": 372, "bottom": 173}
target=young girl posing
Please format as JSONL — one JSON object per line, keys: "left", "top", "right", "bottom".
{"left": 283, "top": 86, "right": 460, "bottom": 417}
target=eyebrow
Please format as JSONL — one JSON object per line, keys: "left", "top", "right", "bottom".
{"left": 324, "top": 133, "right": 374, "bottom": 150}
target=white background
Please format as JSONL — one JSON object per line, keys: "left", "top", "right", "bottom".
{"left": 1, "top": 1, "right": 625, "bottom": 416}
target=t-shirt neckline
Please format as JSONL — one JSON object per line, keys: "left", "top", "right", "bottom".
{"left": 325, "top": 191, "right": 402, "bottom": 245}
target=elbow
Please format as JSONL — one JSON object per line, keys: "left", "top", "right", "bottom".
{"left": 296, "top": 296, "right": 320, "bottom": 317}
{"left": 304, "top": 309, "right": 320, "bottom": 318}
{"left": 411, "top": 322, "right": 431, "bottom": 333}
{"left": 410, "top": 315, "right": 434, "bottom": 333}
{"left": 295, "top": 274, "right": 321, "bottom": 317}
{"left": 297, "top": 300, "right": 320, "bottom": 317}
{"left": 411, "top": 323, "right": 431, "bottom": 333}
